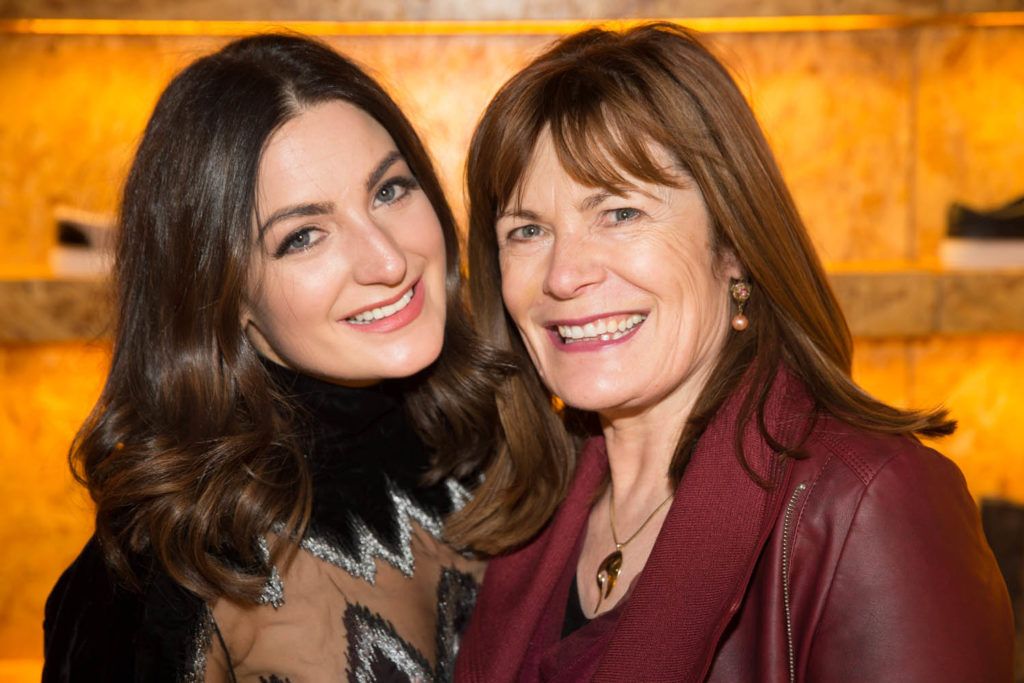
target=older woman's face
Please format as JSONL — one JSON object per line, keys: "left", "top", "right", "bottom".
{"left": 496, "top": 132, "right": 740, "bottom": 417}
{"left": 242, "top": 101, "right": 447, "bottom": 385}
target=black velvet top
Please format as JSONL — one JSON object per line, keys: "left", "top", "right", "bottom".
{"left": 42, "top": 363, "right": 480, "bottom": 682}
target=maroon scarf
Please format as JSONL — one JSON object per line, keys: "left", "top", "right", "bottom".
{"left": 456, "top": 369, "right": 811, "bottom": 682}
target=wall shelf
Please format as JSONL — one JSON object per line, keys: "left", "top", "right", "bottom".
{"left": 3, "top": 268, "right": 1022, "bottom": 342}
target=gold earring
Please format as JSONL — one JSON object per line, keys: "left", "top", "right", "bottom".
{"left": 730, "top": 279, "right": 751, "bottom": 331}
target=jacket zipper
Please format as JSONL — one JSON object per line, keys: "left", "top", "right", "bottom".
{"left": 782, "top": 482, "right": 807, "bottom": 683}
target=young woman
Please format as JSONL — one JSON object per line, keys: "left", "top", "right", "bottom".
{"left": 453, "top": 24, "right": 1013, "bottom": 682}
{"left": 43, "top": 33, "right": 504, "bottom": 682}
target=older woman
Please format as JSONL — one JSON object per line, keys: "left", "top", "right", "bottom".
{"left": 43, "top": 34, "right": 504, "bottom": 681}
{"left": 451, "top": 23, "right": 1013, "bottom": 682}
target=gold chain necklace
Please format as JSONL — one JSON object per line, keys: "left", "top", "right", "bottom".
{"left": 594, "top": 491, "right": 674, "bottom": 612}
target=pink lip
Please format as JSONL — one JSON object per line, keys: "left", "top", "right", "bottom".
{"left": 340, "top": 280, "right": 425, "bottom": 334}
{"left": 545, "top": 310, "right": 647, "bottom": 353}
{"left": 342, "top": 282, "right": 417, "bottom": 319}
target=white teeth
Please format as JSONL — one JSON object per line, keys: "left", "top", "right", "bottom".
{"left": 347, "top": 286, "right": 415, "bottom": 324}
{"left": 556, "top": 314, "right": 646, "bottom": 343}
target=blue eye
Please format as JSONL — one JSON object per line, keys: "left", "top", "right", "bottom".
{"left": 612, "top": 207, "right": 642, "bottom": 222}
{"left": 508, "top": 224, "right": 544, "bottom": 242}
{"left": 373, "top": 176, "right": 419, "bottom": 207}
{"left": 274, "top": 227, "right": 318, "bottom": 257}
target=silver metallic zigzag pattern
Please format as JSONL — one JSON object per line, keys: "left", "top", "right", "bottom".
{"left": 299, "top": 477, "right": 466, "bottom": 584}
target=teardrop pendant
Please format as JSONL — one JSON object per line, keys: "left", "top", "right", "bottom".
{"left": 594, "top": 549, "right": 623, "bottom": 612}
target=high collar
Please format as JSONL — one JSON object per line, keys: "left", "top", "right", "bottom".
{"left": 262, "top": 359, "right": 402, "bottom": 439}
{"left": 261, "top": 359, "right": 460, "bottom": 584}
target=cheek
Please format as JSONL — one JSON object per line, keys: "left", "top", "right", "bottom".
{"left": 258, "top": 269, "right": 333, "bottom": 329}
{"left": 499, "top": 257, "right": 529, "bottom": 323}
{"left": 399, "top": 203, "right": 447, "bottom": 263}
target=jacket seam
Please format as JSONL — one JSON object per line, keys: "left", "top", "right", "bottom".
{"left": 814, "top": 428, "right": 891, "bottom": 487}
{"left": 789, "top": 450, "right": 835, "bottom": 560}
{"left": 799, "top": 465, "right": 874, "bottom": 679}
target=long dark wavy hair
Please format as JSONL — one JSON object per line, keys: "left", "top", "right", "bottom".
{"left": 448, "top": 23, "right": 954, "bottom": 554}
{"left": 72, "top": 33, "right": 507, "bottom": 603}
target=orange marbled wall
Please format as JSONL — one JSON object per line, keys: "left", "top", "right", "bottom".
{"left": 0, "top": 344, "right": 107, "bottom": 656}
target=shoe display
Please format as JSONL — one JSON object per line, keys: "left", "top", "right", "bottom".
{"left": 942, "top": 195, "right": 1024, "bottom": 268}
{"left": 48, "top": 206, "right": 115, "bottom": 276}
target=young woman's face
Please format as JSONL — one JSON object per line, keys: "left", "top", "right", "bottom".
{"left": 242, "top": 101, "right": 448, "bottom": 385}
{"left": 495, "top": 132, "right": 740, "bottom": 418}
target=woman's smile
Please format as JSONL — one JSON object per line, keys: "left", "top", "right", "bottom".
{"left": 547, "top": 312, "right": 648, "bottom": 350}
{"left": 342, "top": 279, "right": 425, "bottom": 332}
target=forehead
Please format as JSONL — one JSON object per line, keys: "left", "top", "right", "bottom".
{"left": 258, "top": 101, "right": 394, "bottom": 197}
{"left": 509, "top": 129, "right": 682, "bottom": 205}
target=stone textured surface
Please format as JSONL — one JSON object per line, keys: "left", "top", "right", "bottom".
{"left": 938, "top": 269, "right": 1024, "bottom": 333}
{"left": 912, "top": 335, "right": 1024, "bottom": 503}
{"left": 851, "top": 338, "right": 911, "bottom": 409}
{"left": 0, "top": 0, "right": 957, "bottom": 20}
{"left": 852, "top": 335, "right": 1024, "bottom": 507}
{"left": 829, "top": 270, "right": 936, "bottom": 336}
{"left": 0, "top": 343, "right": 106, "bottom": 659}
{"left": 916, "top": 26, "right": 1024, "bottom": 261}
{"left": 0, "top": 278, "right": 112, "bottom": 342}
{"left": 713, "top": 30, "right": 915, "bottom": 263}
{"left": 948, "top": 0, "right": 1024, "bottom": 10}
{"left": 0, "top": 34, "right": 223, "bottom": 270}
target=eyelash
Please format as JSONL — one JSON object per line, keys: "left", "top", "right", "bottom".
{"left": 504, "top": 206, "right": 643, "bottom": 243}
{"left": 607, "top": 207, "right": 642, "bottom": 223}
{"left": 271, "top": 176, "right": 421, "bottom": 258}
{"left": 373, "top": 176, "right": 419, "bottom": 208}
{"left": 506, "top": 224, "right": 544, "bottom": 243}
{"left": 274, "top": 226, "right": 320, "bottom": 258}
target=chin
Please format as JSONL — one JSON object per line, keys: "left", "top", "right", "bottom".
{"left": 555, "top": 391, "right": 628, "bottom": 414}
{"left": 383, "top": 339, "right": 445, "bottom": 379}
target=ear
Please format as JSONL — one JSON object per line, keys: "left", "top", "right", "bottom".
{"left": 717, "top": 245, "right": 745, "bottom": 283}
{"left": 239, "top": 299, "right": 254, "bottom": 332}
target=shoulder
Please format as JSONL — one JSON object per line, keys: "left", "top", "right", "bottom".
{"left": 43, "top": 536, "right": 209, "bottom": 683}
{"left": 801, "top": 414, "right": 967, "bottom": 499}
{"left": 792, "top": 419, "right": 1014, "bottom": 679}
{"left": 793, "top": 415, "right": 987, "bottom": 562}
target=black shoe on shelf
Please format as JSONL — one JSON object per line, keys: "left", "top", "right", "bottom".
{"left": 947, "top": 195, "right": 1024, "bottom": 239}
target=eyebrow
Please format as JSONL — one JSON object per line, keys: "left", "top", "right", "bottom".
{"left": 578, "top": 190, "right": 615, "bottom": 212}
{"left": 365, "top": 150, "right": 403, "bottom": 193}
{"left": 498, "top": 188, "right": 648, "bottom": 222}
{"left": 257, "top": 150, "right": 405, "bottom": 238}
{"left": 497, "top": 207, "right": 541, "bottom": 222}
{"left": 257, "top": 201, "right": 335, "bottom": 238}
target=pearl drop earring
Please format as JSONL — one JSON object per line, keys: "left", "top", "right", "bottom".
{"left": 730, "top": 279, "right": 751, "bottom": 331}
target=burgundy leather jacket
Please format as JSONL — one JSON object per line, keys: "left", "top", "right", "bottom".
{"left": 456, "top": 370, "right": 1014, "bottom": 682}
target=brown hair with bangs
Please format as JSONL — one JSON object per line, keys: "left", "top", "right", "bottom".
{"left": 448, "top": 22, "right": 953, "bottom": 554}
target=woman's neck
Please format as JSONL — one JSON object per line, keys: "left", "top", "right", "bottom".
{"left": 599, "top": 364, "right": 711, "bottom": 506}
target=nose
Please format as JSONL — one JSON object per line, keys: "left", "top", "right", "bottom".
{"left": 349, "top": 221, "right": 407, "bottom": 287}
{"left": 542, "top": 232, "right": 605, "bottom": 300}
